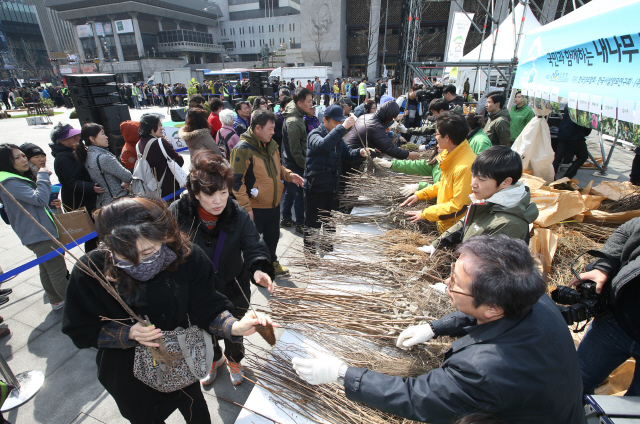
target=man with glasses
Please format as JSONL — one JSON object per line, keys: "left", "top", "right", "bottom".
{"left": 292, "top": 235, "right": 586, "bottom": 424}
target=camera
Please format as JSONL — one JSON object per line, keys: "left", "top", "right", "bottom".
{"left": 550, "top": 250, "right": 612, "bottom": 328}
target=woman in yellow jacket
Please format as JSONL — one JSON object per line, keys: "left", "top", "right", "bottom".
{"left": 401, "top": 112, "right": 476, "bottom": 233}
{"left": 333, "top": 80, "right": 341, "bottom": 102}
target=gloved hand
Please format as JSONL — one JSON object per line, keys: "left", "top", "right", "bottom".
{"left": 400, "top": 183, "right": 419, "bottom": 197}
{"left": 292, "top": 354, "right": 346, "bottom": 385}
{"left": 396, "top": 323, "right": 435, "bottom": 348}
{"left": 417, "top": 245, "right": 436, "bottom": 257}
{"left": 373, "top": 158, "right": 392, "bottom": 168}
{"left": 430, "top": 282, "right": 448, "bottom": 294}
{"left": 397, "top": 124, "right": 408, "bottom": 133}
{"left": 418, "top": 144, "right": 428, "bottom": 151}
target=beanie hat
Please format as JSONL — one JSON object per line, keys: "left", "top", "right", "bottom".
{"left": 19, "top": 142, "right": 46, "bottom": 159}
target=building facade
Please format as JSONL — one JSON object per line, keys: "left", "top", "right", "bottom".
{"left": 0, "top": 0, "right": 54, "bottom": 84}
{"left": 45, "top": 0, "right": 226, "bottom": 82}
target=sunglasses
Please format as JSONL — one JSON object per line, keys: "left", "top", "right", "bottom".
{"left": 111, "top": 245, "right": 163, "bottom": 269}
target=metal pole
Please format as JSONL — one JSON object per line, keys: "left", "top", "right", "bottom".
{"left": 472, "top": 0, "right": 491, "bottom": 97}
{"left": 0, "top": 353, "right": 20, "bottom": 389}
{"left": 381, "top": 0, "right": 389, "bottom": 72}
{"left": 0, "top": 352, "right": 44, "bottom": 412}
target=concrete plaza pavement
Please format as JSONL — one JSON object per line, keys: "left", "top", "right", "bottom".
{"left": 0, "top": 105, "right": 635, "bottom": 423}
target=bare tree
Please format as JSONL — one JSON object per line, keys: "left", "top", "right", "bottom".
{"left": 304, "top": 2, "right": 332, "bottom": 65}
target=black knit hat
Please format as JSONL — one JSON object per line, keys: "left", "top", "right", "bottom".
{"left": 19, "top": 143, "right": 46, "bottom": 159}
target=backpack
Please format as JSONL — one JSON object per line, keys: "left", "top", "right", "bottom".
{"left": 216, "top": 130, "right": 235, "bottom": 160}
{"left": 131, "top": 138, "right": 161, "bottom": 197}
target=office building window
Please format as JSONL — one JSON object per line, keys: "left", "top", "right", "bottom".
{"left": 119, "top": 33, "right": 139, "bottom": 61}
{"left": 223, "top": 28, "right": 226, "bottom": 36}
{"left": 292, "top": 23, "right": 295, "bottom": 31}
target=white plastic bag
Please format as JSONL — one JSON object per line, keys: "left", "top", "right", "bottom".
{"left": 511, "top": 117, "right": 555, "bottom": 184}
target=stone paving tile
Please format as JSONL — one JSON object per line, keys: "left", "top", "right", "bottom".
{"left": 0, "top": 282, "right": 46, "bottom": 321}
{"left": 0, "top": 318, "right": 43, "bottom": 359}
{"left": 70, "top": 413, "right": 106, "bottom": 424}
{"left": 11, "top": 297, "right": 64, "bottom": 332}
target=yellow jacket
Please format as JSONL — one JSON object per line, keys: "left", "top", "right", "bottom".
{"left": 415, "top": 140, "right": 476, "bottom": 232}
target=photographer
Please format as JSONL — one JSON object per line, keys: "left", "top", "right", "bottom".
{"left": 572, "top": 217, "right": 640, "bottom": 396}
{"left": 292, "top": 235, "right": 585, "bottom": 424}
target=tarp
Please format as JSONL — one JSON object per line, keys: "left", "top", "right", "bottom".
{"left": 458, "top": 4, "right": 541, "bottom": 92}
{"left": 513, "top": 0, "right": 640, "bottom": 103}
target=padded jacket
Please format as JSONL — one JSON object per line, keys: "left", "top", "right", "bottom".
{"left": 230, "top": 128, "right": 294, "bottom": 211}
{"left": 281, "top": 100, "right": 307, "bottom": 174}
{"left": 50, "top": 142, "right": 96, "bottom": 212}
{"left": 484, "top": 107, "right": 511, "bottom": 146}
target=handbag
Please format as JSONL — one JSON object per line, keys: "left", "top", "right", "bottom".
{"left": 53, "top": 207, "right": 96, "bottom": 245}
{"left": 157, "top": 138, "right": 188, "bottom": 188}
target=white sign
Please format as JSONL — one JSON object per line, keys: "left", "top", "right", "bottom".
{"left": 540, "top": 85, "right": 550, "bottom": 100}
{"left": 589, "top": 95, "right": 602, "bottom": 114}
{"left": 635, "top": 102, "right": 640, "bottom": 125}
{"left": 577, "top": 93, "right": 590, "bottom": 112}
{"left": 94, "top": 22, "right": 104, "bottom": 37}
{"left": 618, "top": 99, "right": 634, "bottom": 123}
{"left": 550, "top": 86, "right": 560, "bottom": 103}
{"left": 67, "top": 54, "right": 79, "bottom": 64}
{"left": 602, "top": 97, "right": 617, "bottom": 119}
{"left": 76, "top": 24, "right": 93, "bottom": 38}
{"left": 114, "top": 19, "right": 134, "bottom": 34}
{"left": 103, "top": 22, "right": 113, "bottom": 36}
{"left": 446, "top": 12, "right": 475, "bottom": 64}
{"left": 567, "top": 92, "right": 578, "bottom": 110}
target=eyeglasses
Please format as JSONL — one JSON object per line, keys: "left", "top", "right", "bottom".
{"left": 111, "top": 244, "right": 163, "bottom": 269}
{"left": 447, "top": 263, "right": 473, "bottom": 297}
{"left": 260, "top": 101, "right": 267, "bottom": 105}
{"left": 434, "top": 132, "right": 441, "bottom": 137}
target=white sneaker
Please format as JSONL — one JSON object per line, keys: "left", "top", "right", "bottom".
{"left": 201, "top": 356, "right": 226, "bottom": 386}
{"left": 51, "top": 301, "right": 65, "bottom": 310}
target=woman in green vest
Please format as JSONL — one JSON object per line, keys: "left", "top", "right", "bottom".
{"left": 0, "top": 144, "right": 68, "bottom": 310}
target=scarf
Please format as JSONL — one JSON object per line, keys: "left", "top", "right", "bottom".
{"left": 198, "top": 206, "right": 220, "bottom": 230}
{"left": 120, "top": 244, "right": 177, "bottom": 282}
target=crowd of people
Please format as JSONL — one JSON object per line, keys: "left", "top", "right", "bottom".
{"left": 0, "top": 74, "right": 637, "bottom": 424}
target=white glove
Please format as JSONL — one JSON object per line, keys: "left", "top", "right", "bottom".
{"left": 430, "top": 282, "right": 448, "bottom": 294}
{"left": 292, "top": 355, "right": 346, "bottom": 385}
{"left": 396, "top": 323, "right": 435, "bottom": 348}
{"left": 418, "top": 145, "right": 427, "bottom": 151}
{"left": 373, "top": 158, "right": 392, "bottom": 168}
{"left": 397, "top": 124, "right": 408, "bottom": 133}
{"left": 400, "top": 183, "right": 419, "bottom": 197}
{"left": 417, "top": 245, "right": 436, "bottom": 257}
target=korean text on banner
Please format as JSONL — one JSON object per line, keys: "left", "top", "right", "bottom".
{"left": 445, "top": 12, "right": 474, "bottom": 72}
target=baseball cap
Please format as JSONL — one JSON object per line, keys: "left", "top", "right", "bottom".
{"left": 55, "top": 125, "right": 81, "bottom": 141}
{"left": 324, "top": 104, "right": 346, "bottom": 122}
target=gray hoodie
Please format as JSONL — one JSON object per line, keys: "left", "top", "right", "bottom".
{"left": 85, "top": 145, "right": 132, "bottom": 207}
{"left": 0, "top": 170, "right": 58, "bottom": 245}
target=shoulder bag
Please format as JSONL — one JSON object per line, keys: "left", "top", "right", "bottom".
{"left": 157, "top": 138, "right": 188, "bottom": 188}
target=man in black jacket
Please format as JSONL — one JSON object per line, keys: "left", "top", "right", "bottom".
{"left": 552, "top": 107, "right": 592, "bottom": 179}
{"left": 443, "top": 84, "right": 465, "bottom": 110}
{"left": 321, "top": 79, "right": 331, "bottom": 107}
{"left": 303, "top": 105, "right": 368, "bottom": 253}
{"left": 293, "top": 235, "right": 586, "bottom": 424}
{"left": 573, "top": 217, "right": 640, "bottom": 396}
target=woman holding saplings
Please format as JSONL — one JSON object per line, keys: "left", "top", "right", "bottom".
{"left": 62, "top": 196, "right": 276, "bottom": 423}
{"left": 169, "top": 149, "right": 276, "bottom": 386}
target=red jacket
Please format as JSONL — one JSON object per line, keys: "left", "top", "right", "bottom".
{"left": 306, "top": 83, "right": 313, "bottom": 92}
{"left": 208, "top": 112, "right": 222, "bottom": 137}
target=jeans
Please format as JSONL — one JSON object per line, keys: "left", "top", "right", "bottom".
{"left": 281, "top": 181, "right": 304, "bottom": 225}
{"left": 26, "top": 239, "right": 68, "bottom": 304}
{"left": 133, "top": 96, "right": 140, "bottom": 109}
{"left": 252, "top": 207, "right": 280, "bottom": 263}
{"left": 577, "top": 313, "right": 640, "bottom": 396}
{"left": 553, "top": 138, "right": 589, "bottom": 179}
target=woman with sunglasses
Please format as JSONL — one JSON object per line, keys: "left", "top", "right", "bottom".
{"left": 251, "top": 96, "right": 268, "bottom": 120}
{"left": 62, "top": 196, "right": 276, "bottom": 423}
{"left": 169, "top": 149, "right": 275, "bottom": 386}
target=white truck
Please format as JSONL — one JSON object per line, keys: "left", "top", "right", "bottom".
{"left": 269, "top": 66, "right": 334, "bottom": 87}
{"left": 148, "top": 69, "right": 205, "bottom": 87}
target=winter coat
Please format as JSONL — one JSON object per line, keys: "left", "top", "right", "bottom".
{"left": 0, "top": 170, "right": 58, "bottom": 245}
{"left": 396, "top": 127, "right": 492, "bottom": 190}
{"left": 169, "top": 195, "right": 275, "bottom": 307}
{"left": 558, "top": 107, "right": 592, "bottom": 141}
{"left": 230, "top": 128, "right": 294, "bottom": 211}
{"left": 353, "top": 103, "right": 366, "bottom": 118}
{"left": 85, "top": 146, "right": 132, "bottom": 207}
{"left": 207, "top": 112, "right": 222, "bottom": 138}
{"left": 590, "top": 217, "right": 640, "bottom": 342}
{"left": 61, "top": 245, "right": 236, "bottom": 400}
{"left": 281, "top": 101, "right": 307, "bottom": 174}
{"left": 343, "top": 101, "right": 408, "bottom": 161}
{"left": 321, "top": 82, "right": 330, "bottom": 94}
{"left": 510, "top": 104, "right": 535, "bottom": 142}
{"left": 305, "top": 124, "right": 362, "bottom": 194}
{"left": 396, "top": 95, "right": 424, "bottom": 120}
{"left": 415, "top": 140, "right": 476, "bottom": 232}
{"left": 313, "top": 81, "right": 321, "bottom": 95}
{"left": 215, "top": 124, "right": 240, "bottom": 160}
{"left": 433, "top": 182, "right": 538, "bottom": 248}
{"left": 50, "top": 143, "right": 96, "bottom": 212}
{"left": 178, "top": 127, "right": 222, "bottom": 158}
{"left": 344, "top": 295, "right": 586, "bottom": 424}
{"left": 484, "top": 107, "right": 511, "bottom": 146}
{"left": 119, "top": 121, "right": 140, "bottom": 171}
{"left": 448, "top": 95, "right": 465, "bottom": 109}
{"left": 136, "top": 136, "right": 185, "bottom": 199}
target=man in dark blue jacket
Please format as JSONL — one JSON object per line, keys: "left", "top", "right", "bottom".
{"left": 293, "top": 235, "right": 586, "bottom": 424}
{"left": 303, "top": 104, "right": 368, "bottom": 254}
